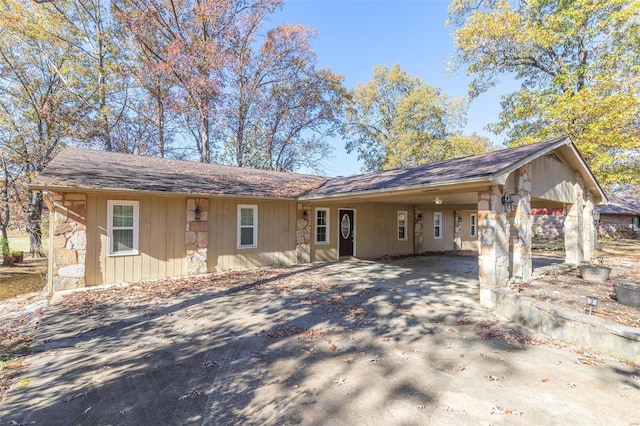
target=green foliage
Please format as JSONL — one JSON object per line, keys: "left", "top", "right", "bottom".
{"left": 341, "top": 64, "right": 492, "bottom": 172}
{"left": 449, "top": 0, "right": 640, "bottom": 187}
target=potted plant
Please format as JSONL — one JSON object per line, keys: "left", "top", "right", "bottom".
{"left": 578, "top": 256, "right": 611, "bottom": 283}
{"left": 613, "top": 270, "right": 640, "bottom": 307}
{"left": 9, "top": 250, "right": 23, "bottom": 264}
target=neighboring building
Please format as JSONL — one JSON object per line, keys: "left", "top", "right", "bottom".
{"left": 31, "top": 137, "right": 607, "bottom": 307}
{"left": 596, "top": 192, "right": 640, "bottom": 239}
{"left": 531, "top": 207, "right": 565, "bottom": 238}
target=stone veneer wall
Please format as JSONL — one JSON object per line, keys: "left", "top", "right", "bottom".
{"left": 564, "top": 174, "right": 586, "bottom": 264}
{"left": 296, "top": 204, "right": 311, "bottom": 263}
{"left": 186, "top": 199, "right": 208, "bottom": 275}
{"left": 414, "top": 206, "right": 423, "bottom": 253}
{"left": 52, "top": 193, "right": 87, "bottom": 291}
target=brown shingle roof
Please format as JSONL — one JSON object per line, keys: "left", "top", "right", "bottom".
{"left": 305, "top": 137, "right": 569, "bottom": 198}
{"left": 597, "top": 193, "right": 640, "bottom": 215}
{"left": 31, "top": 148, "right": 328, "bottom": 199}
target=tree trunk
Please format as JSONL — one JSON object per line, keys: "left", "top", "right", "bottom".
{"left": 200, "top": 111, "right": 210, "bottom": 163}
{"left": 1, "top": 155, "right": 10, "bottom": 265}
{"left": 157, "top": 89, "right": 165, "bottom": 158}
{"left": 26, "top": 190, "right": 43, "bottom": 258}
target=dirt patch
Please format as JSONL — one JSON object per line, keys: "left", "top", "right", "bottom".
{"left": 522, "top": 239, "right": 640, "bottom": 328}
{"left": 0, "top": 258, "right": 48, "bottom": 300}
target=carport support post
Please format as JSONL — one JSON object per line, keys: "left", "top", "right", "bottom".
{"left": 512, "top": 165, "right": 532, "bottom": 282}
{"left": 564, "top": 174, "right": 586, "bottom": 265}
{"left": 477, "top": 187, "right": 510, "bottom": 308}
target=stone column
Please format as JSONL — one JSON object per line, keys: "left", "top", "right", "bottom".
{"left": 512, "top": 165, "right": 532, "bottom": 282}
{"left": 564, "top": 174, "right": 585, "bottom": 265}
{"left": 453, "top": 210, "right": 462, "bottom": 250}
{"left": 414, "top": 205, "right": 423, "bottom": 253}
{"left": 582, "top": 191, "right": 596, "bottom": 261}
{"left": 296, "top": 203, "right": 311, "bottom": 263}
{"left": 186, "top": 199, "right": 208, "bottom": 275}
{"left": 52, "top": 193, "right": 87, "bottom": 291}
{"left": 478, "top": 187, "right": 510, "bottom": 308}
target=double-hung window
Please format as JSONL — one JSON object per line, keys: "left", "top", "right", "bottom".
{"left": 315, "top": 208, "right": 329, "bottom": 244}
{"left": 633, "top": 216, "right": 640, "bottom": 232}
{"left": 238, "top": 204, "right": 258, "bottom": 248}
{"left": 107, "top": 200, "right": 139, "bottom": 256}
{"left": 397, "top": 211, "right": 407, "bottom": 241}
{"left": 434, "top": 212, "right": 442, "bottom": 239}
{"left": 470, "top": 213, "right": 477, "bottom": 237}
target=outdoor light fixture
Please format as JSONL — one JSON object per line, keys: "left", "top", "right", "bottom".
{"left": 593, "top": 211, "right": 601, "bottom": 226}
{"left": 502, "top": 193, "right": 514, "bottom": 213}
{"left": 194, "top": 206, "right": 201, "bottom": 221}
{"left": 435, "top": 197, "right": 443, "bottom": 205}
{"left": 417, "top": 213, "right": 423, "bottom": 220}
{"left": 303, "top": 210, "right": 309, "bottom": 220}
{"left": 586, "top": 295, "right": 598, "bottom": 315}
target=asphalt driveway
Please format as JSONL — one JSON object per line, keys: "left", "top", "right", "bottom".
{"left": 1, "top": 255, "right": 639, "bottom": 425}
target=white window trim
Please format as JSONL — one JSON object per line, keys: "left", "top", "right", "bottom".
{"left": 237, "top": 204, "right": 258, "bottom": 249}
{"left": 470, "top": 213, "right": 477, "bottom": 237}
{"left": 315, "top": 207, "right": 330, "bottom": 244}
{"left": 107, "top": 200, "right": 139, "bottom": 256}
{"left": 397, "top": 210, "right": 408, "bottom": 241}
{"left": 434, "top": 212, "right": 443, "bottom": 240}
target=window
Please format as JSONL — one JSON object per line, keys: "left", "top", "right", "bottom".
{"left": 397, "top": 211, "right": 407, "bottom": 241}
{"left": 470, "top": 213, "right": 477, "bottom": 237}
{"left": 434, "top": 212, "right": 442, "bottom": 239}
{"left": 634, "top": 216, "right": 640, "bottom": 232}
{"left": 238, "top": 205, "right": 258, "bottom": 248}
{"left": 107, "top": 200, "right": 139, "bottom": 256}
{"left": 315, "top": 208, "right": 330, "bottom": 244}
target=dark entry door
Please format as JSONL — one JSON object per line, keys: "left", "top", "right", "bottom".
{"left": 339, "top": 209, "right": 354, "bottom": 257}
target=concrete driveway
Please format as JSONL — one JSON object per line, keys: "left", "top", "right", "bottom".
{"left": 1, "top": 255, "right": 639, "bottom": 425}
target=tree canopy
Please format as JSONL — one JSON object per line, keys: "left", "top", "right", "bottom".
{"left": 341, "top": 64, "right": 493, "bottom": 172}
{"left": 449, "top": 0, "right": 640, "bottom": 187}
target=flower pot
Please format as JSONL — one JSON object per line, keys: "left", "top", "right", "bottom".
{"left": 9, "top": 252, "right": 23, "bottom": 264}
{"left": 613, "top": 280, "right": 640, "bottom": 307}
{"left": 578, "top": 265, "right": 612, "bottom": 283}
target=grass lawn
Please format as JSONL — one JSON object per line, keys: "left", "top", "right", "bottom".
{"left": 6, "top": 235, "right": 32, "bottom": 253}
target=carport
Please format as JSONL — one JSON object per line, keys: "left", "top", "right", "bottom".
{"left": 300, "top": 137, "right": 607, "bottom": 307}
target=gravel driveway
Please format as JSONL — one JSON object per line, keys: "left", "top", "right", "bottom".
{"left": 1, "top": 255, "right": 639, "bottom": 425}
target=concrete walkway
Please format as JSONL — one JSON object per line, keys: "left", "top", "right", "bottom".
{"left": 1, "top": 255, "right": 639, "bottom": 425}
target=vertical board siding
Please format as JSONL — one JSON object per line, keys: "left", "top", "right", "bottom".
{"left": 207, "top": 198, "right": 297, "bottom": 272}
{"left": 85, "top": 195, "right": 185, "bottom": 286}
{"left": 310, "top": 203, "right": 414, "bottom": 260}
{"left": 422, "top": 208, "right": 455, "bottom": 252}
{"left": 531, "top": 155, "right": 575, "bottom": 202}
{"left": 459, "top": 211, "right": 479, "bottom": 251}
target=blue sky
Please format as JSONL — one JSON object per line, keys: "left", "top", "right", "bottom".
{"left": 271, "top": 0, "right": 517, "bottom": 176}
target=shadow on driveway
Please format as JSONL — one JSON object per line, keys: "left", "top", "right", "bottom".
{"left": 1, "top": 255, "right": 638, "bottom": 425}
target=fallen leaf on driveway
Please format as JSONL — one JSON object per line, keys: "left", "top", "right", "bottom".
{"left": 201, "top": 360, "right": 219, "bottom": 368}
{"left": 64, "top": 390, "right": 91, "bottom": 402}
{"left": 178, "top": 390, "right": 201, "bottom": 400}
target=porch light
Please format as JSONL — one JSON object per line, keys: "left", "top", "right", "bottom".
{"left": 502, "top": 194, "right": 514, "bottom": 213}
{"left": 195, "top": 206, "right": 201, "bottom": 221}
{"left": 417, "top": 213, "right": 423, "bottom": 220}
{"left": 593, "top": 211, "right": 600, "bottom": 226}
{"left": 435, "top": 197, "right": 443, "bottom": 205}
{"left": 586, "top": 295, "right": 598, "bottom": 315}
{"left": 303, "top": 210, "right": 309, "bottom": 220}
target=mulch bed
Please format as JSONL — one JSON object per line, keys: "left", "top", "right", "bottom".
{"left": 521, "top": 253, "right": 640, "bottom": 328}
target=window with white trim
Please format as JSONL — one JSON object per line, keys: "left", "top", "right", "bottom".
{"left": 238, "top": 204, "right": 258, "bottom": 248}
{"left": 633, "top": 216, "right": 639, "bottom": 232}
{"left": 315, "top": 208, "right": 330, "bottom": 244}
{"left": 434, "top": 212, "right": 442, "bottom": 239}
{"left": 107, "top": 200, "right": 139, "bottom": 255}
{"left": 470, "top": 213, "right": 477, "bottom": 237}
{"left": 397, "top": 211, "right": 407, "bottom": 241}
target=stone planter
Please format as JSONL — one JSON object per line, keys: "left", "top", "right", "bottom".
{"left": 613, "top": 280, "right": 640, "bottom": 307}
{"left": 578, "top": 265, "right": 612, "bottom": 283}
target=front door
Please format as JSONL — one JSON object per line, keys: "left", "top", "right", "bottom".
{"left": 339, "top": 209, "right": 354, "bottom": 257}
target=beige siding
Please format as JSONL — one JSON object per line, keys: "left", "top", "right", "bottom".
{"left": 421, "top": 208, "right": 455, "bottom": 252}
{"left": 86, "top": 194, "right": 185, "bottom": 286}
{"left": 459, "top": 211, "right": 479, "bottom": 251}
{"left": 310, "top": 202, "right": 414, "bottom": 260}
{"left": 208, "top": 198, "right": 297, "bottom": 272}
{"left": 531, "top": 155, "right": 575, "bottom": 203}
